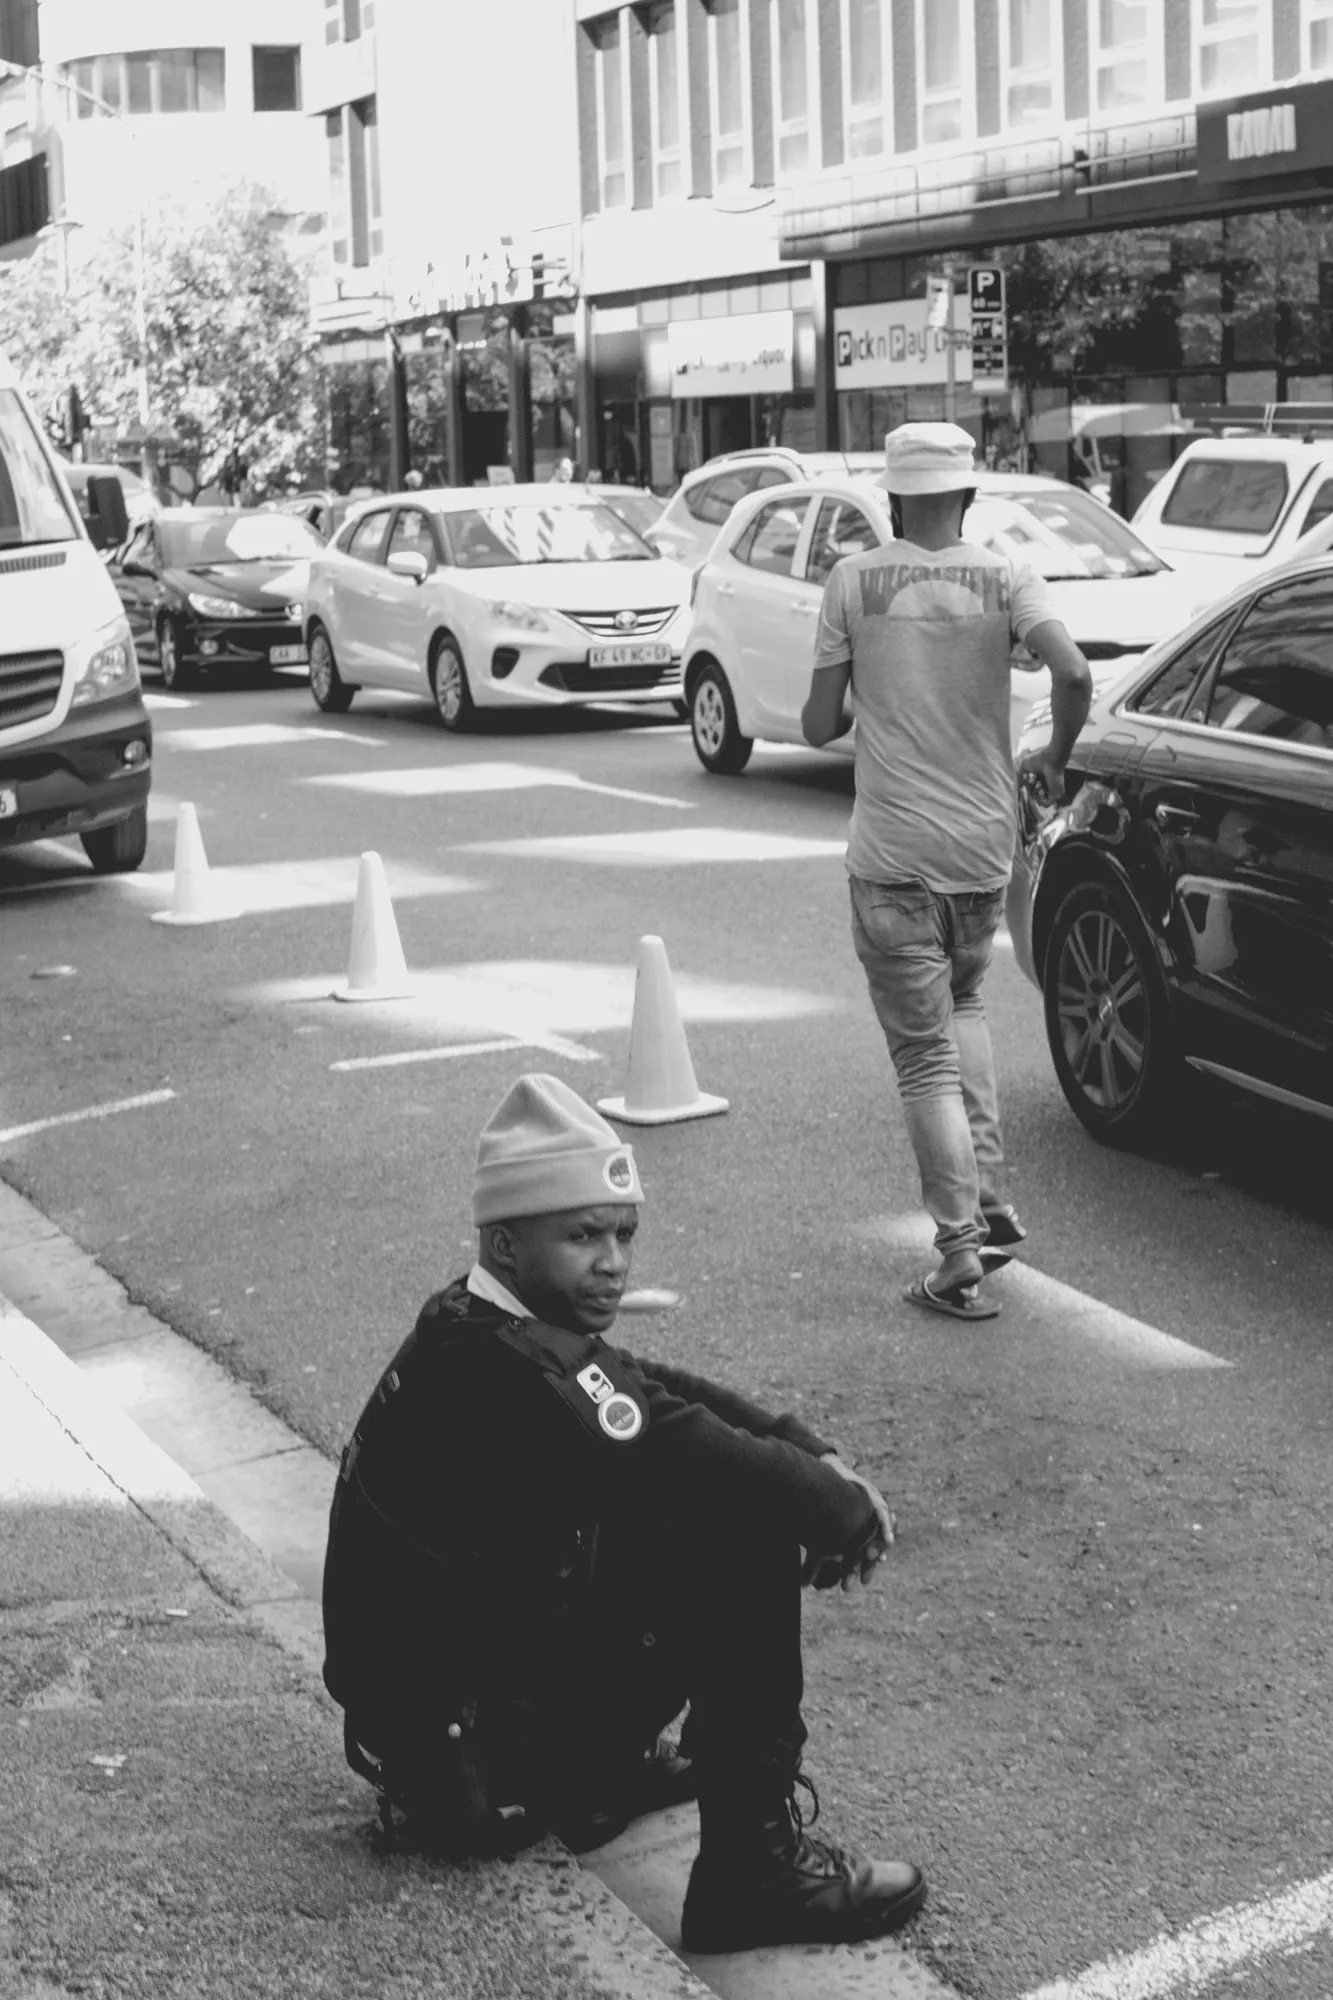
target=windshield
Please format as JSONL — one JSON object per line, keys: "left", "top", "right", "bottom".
{"left": 0, "top": 390, "right": 80, "bottom": 549}
{"left": 597, "top": 490, "right": 666, "bottom": 537}
{"left": 1160, "top": 457, "right": 1287, "bottom": 535}
{"left": 161, "top": 512, "right": 324, "bottom": 566}
{"left": 967, "top": 490, "right": 1165, "bottom": 578}
{"left": 444, "top": 502, "right": 656, "bottom": 568}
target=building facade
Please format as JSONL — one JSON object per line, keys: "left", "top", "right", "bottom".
{"left": 573, "top": 0, "right": 1333, "bottom": 510}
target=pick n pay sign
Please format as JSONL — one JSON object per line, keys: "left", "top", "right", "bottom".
{"left": 833, "top": 299, "right": 973, "bottom": 390}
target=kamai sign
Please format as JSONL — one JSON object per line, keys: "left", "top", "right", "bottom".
{"left": 667, "top": 312, "right": 794, "bottom": 399}
{"left": 833, "top": 300, "right": 973, "bottom": 390}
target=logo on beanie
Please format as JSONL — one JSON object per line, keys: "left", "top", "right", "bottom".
{"left": 604, "top": 1151, "right": 634, "bottom": 1194}
{"left": 599, "top": 1392, "right": 643, "bottom": 1441}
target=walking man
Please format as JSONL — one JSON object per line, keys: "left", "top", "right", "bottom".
{"left": 802, "top": 422, "right": 1092, "bottom": 1319}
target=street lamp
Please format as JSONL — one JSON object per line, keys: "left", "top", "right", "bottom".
{"left": 0, "top": 55, "right": 151, "bottom": 442}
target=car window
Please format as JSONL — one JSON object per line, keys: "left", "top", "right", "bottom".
{"left": 1198, "top": 575, "right": 1333, "bottom": 752}
{"left": 1128, "top": 612, "right": 1234, "bottom": 719}
{"left": 1297, "top": 476, "right": 1333, "bottom": 539}
{"left": 686, "top": 468, "right": 764, "bottom": 526}
{"left": 732, "top": 497, "right": 810, "bottom": 578}
{"left": 386, "top": 508, "right": 437, "bottom": 568}
{"left": 806, "top": 499, "right": 880, "bottom": 585}
{"left": 160, "top": 513, "right": 324, "bottom": 565}
{"left": 346, "top": 509, "right": 392, "bottom": 564}
{"left": 1160, "top": 458, "right": 1288, "bottom": 535}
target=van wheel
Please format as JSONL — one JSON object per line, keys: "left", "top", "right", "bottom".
{"left": 81, "top": 804, "right": 148, "bottom": 875}
{"left": 690, "top": 663, "right": 752, "bottom": 774}
{"left": 430, "top": 635, "right": 474, "bottom": 731}
{"left": 309, "top": 624, "right": 355, "bottom": 713}
{"left": 158, "top": 618, "right": 193, "bottom": 690}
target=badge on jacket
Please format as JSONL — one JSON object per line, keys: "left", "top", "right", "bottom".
{"left": 577, "top": 1362, "right": 644, "bottom": 1441}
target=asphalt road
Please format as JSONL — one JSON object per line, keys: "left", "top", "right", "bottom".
{"left": 3, "top": 670, "right": 1332, "bottom": 1999}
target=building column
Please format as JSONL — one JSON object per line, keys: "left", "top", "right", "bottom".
{"left": 508, "top": 306, "right": 534, "bottom": 482}
{"left": 385, "top": 328, "right": 409, "bottom": 489}
{"left": 441, "top": 328, "right": 465, "bottom": 487}
{"left": 573, "top": 296, "right": 598, "bottom": 479}
{"left": 810, "top": 259, "right": 838, "bottom": 453}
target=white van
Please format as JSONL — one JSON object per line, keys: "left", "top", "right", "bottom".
{"left": 1130, "top": 434, "right": 1333, "bottom": 608}
{"left": 0, "top": 351, "right": 151, "bottom": 871}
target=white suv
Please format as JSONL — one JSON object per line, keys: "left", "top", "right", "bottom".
{"left": 647, "top": 448, "right": 883, "bottom": 569}
{"left": 1132, "top": 435, "right": 1333, "bottom": 605}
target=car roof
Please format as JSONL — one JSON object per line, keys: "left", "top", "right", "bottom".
{"left": 342, "top": 484, "right": 628, "bottom": 514}
{"left": 1166, "top": 435, "right": 1333, "bottom": 466}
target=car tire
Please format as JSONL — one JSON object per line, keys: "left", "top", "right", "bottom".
{"left": 689, "top": 662, "right": 752, "bottom": 775}
{"left": 80, "top": 803, "right": 148, "bottom": 875}
{"left": 308, "top": 623, "right": 356, "bottom": 714}
{"left": 671, "top": 698, "right": 690, "bottom": 721}
{"left": 157, "top": 617, "right": 193, "bottom": 690}
{"left": 1042, "top": 877, "right": 1182, "bottom": 1147}
{"left": 430, "top": 634, "right": 474, "bottom": 731}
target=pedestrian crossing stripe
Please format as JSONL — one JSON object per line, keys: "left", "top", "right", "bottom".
{"left": 121, "top": 856, "right": 478, "bottom": 917}
{"left": 304, "top": 763, "right": 693, "bottom": 811}
{"left": 158, "top": 724, "right": 388, "bottom": 751}
{"left": 460, "top": 828, "right": 849, "bottom": 866}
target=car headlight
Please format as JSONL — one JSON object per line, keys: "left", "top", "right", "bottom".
{"left": 188, "top": 591, "right": 251, "bottom": 618}
{"left": 70, "top": 615, "right": 140, "bottom": 707}
{"left": 488, "top": 600, "right": 550, "bottom": 633}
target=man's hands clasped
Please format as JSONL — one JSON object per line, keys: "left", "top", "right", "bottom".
{"left": 801, "top": 1454, "right": 897, "bottom": 1593}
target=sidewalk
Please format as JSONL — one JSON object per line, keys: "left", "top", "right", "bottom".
{"left": 0, "top": 1297, "right": 710, "bottom": 2000}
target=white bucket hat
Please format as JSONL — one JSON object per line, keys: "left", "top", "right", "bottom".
{"left": 883, "top": 422, "right": 978, "bottom": 495}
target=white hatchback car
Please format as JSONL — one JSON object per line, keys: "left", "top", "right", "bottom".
{"left": 646, "top": 448, "right": 886, "bottom": 569}
{"left": 303, "top": 485, "right": 691, "bottom": 728}
{"left": 1131, "top": 435, "right": 1333, "bottom": 606}
{"left": 682, "top": 472, "right": 1199, "bottom": 773}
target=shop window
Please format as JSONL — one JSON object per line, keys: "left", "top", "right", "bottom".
{"left": 253, "top": 46, "right": 301, "bottom": 113}
{"left": 1312, "top": 0, "right": 1333, "bottom": 70}
{"left": 706, "top": 0, "right": 747, "bottom": 190}
{"left": 772, "top": 0, "right": 813, "bottom": 174}
{"left": 648, "top": 2, "right": 682, "bottom": 198}
{"left": 1004, "top": 0, "right": 1056, "bottom": 127}
{"left": 919, "top": 0, "right": 964, "bottom": 144}
{"left": 844, "top": 0, "right": 886, "bottom": 157}
{"left": 1094, "top": 0, "right": 1151, "bottom": 110}
{"left": 733, "top": 496, "right": 810, "bottom": 574}
{"left": 594, "top": 15, "right": 627, "bottom": 208}
{"left": 1195, "top": 0, "right": 1267, "bottom": 97}
{"left": 66, "top": 49, "right": 225, "bottom": 116}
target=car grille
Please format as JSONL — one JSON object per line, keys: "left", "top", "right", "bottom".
{"left": 542, "top": 661, "right": 683, "bottom": 694}
{"left": 0, "top": 649, "right": 64, "bottom": 729}
{"left": 0, "top": 550, "right": 67, "bottom": 578}
{"left": 565, "top": 607, "right": 678, "bottom": 638}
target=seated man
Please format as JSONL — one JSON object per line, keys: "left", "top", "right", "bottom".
{"left": 323, "top": 1074, "right": 926, "bottom": 1952}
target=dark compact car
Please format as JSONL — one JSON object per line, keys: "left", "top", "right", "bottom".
{"left": 1008, "top": 557, "right": 1333, "bottom": 1145}
{"left": 110, "top": 510, "right": 324, "bottom": 688}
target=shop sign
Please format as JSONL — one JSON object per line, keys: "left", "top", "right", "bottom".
{"left": 969, "top": 266, "right": 1007, "bottom": 396}
{"left": 667, "top": 312, "right": 794, "bottom": 399}
{"left": 1197, "top": 80, "right": 1333, "bottom": 184}
{"left": 833, "top": 299, "right": 972, "bottom": 390}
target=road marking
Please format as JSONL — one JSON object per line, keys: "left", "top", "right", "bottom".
{"left": 1023, "top": 1868, "right": 1333, "bottom": 1999}
{"left": 121, "top": 855, "right": 477, "bottom": 917}
{"left": 142, "top": 692, "right": 197, "bottom": 710}
{"left": 0, "top": 1089, "right": 176, "bottom": 1147}
{"left": 857, "top": 1213, "right": 1230, "bottom": 1370}
{"left": 331, "top": 1033, "right": 601, "bottom": 1072}
{"left": 157, "top": 723, "right": 387, "bottom": 752}
{"left": 462, "top": 827, "right": 849, "bottom": 866}
{"left": 306, "top": 760, "right": 692, "bottom": 811}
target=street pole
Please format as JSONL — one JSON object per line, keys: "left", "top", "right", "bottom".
{"left": 944, "top": 263, "right": 957, "bottom": 425}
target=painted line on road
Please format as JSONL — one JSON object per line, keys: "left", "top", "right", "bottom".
{"left": 462, "top": 827, "right": 849, "bottom": 866}
{"left": 856, "top": 1212, "right": 1230, "bottom": 1370}
{"left": 157, "top": 724, "right": 387, "bottom": 752}
{"left": 121, "top": 855, "right": 479, "bottom": 917}
{"left": 1023, "top": 1867, "right": 1333, "bottom": 1999}
{"left": 142, "top": 692, "right": 197, "bottom": 710}
{"left": 0, "top": 1088, "right": 176, "bottom": 1147}
{"left": 305, "top": 762, "right": 693, "bottom": 811}
{"left": 331, "top": 1033, "right": 602, "bottom": 1072}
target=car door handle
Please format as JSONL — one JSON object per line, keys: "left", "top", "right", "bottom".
{"left": 793, "top": 601, "right": 818, "bottom": 615}
{"left": 1154, "top": 803, "right": 1199, "bottom": 831}
{"left": 716, "top": 581, "right": 735, "bottom": 596}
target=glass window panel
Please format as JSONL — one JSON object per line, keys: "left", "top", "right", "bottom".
{"left": 1201, "top": 0, "right": 1255, "bottom": 24}
{"left": 735, "top": 497, "right": 809, "bottom": 574}
{"left": 848, "top": 0, "right": 882, "bottom": 105}
{"left": 775, "top": 0, "right": 808, "bottom": 123}
{"left": 66, "top": 60, "right": 94, "bottom": 115}
{"left": 1316, "top": 19, "right": 1333, "bottom": 68}
{"left": 1160, "top": 459, "right": 1288, "bottom": 535}
{"left": 1098, "top": 0, "right": 1146, "bottom": 47}
{"left": 806, "top": 500, "right": 880, "bottom": 584}
{"left": 1010, "top": 0, "right": 1050, "bottom": 66}
{"left": 125, "top": 53, "right": 153, "bottom": 114}
{"left": 94, "top": 56, "right": 123, "bottom": 114}
{"left": 712, "top": 0, "right": 743, "bottom": 138}
{"left": 922, "top": 97, "right": 961, "bottom": 142}
{"left": 253, "top": 46, "right": 300, "bottom": 112}
{"left": 924, "top": 0, "right": 960, "bottom": 87}
{"left": 652, "top": 3, "right": 679, "bottom": 152}
{"left": 779, "top": 131, "right": 809, "bottom": 169}
{"left": 849, "top": 115, "right": 884, "bottom": 155}
{"left": 658, "top": 157, "right": 682, "bottom": 195}
{"left": 1008, "top": 80, "right": 1051, "bottom": 122}
{"left": 157, "top": 51, "right": 193, "bottom": 113}
{"left": 597, "top": 18, "right": 625, "bottom": 206}
{"left": 1200, "top": 37, "right": 1257, "bottom": 91}
{"left": 1128, "top": 614, "right": 1233, "bottom": 718}
{"left": 1097, "top": 58, "right": 1147, "bottom": 107}
{"left": 1205, "top": 579, "right": 1333, "bottom": 750}
{"left": 196, "top": 49, "right": 225, "bottom": 112}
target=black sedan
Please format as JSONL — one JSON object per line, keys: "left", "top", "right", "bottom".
{"left": 1008, "top": 557, "right": 1333, "bottom": 1144}
{"left": 110, "top": 510, "right": 324, "bottom": 689}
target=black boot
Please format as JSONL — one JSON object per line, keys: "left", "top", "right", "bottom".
{"left": 681, "top": 1773, "right": 925, "bottom": 1953}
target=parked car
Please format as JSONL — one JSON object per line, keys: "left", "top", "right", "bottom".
{"left": 1007, "top": 558, "right": 1333, "bottom": 1145}
{"left": 110, "top": 509, "right": 324, "bottom": 689}
{"left": 646, "top": 447, "right": 885, "bottom": 568}
{"left": 58, "top": 459, "right": 160, "bottom": 543}
{"left": 1131, "top": 435, "right": 1333, "bottom": 606}
{"left": 582, "top": 483, "right": 666, "bottom": 541}
{"left": 277, "top": 489, "right": 367, "bottom": 543}
{"left": 681, "top": 471, "right": 1198, "bottom": 774}
{"left": 302, "top": 484, "right": 692, "bottom": 728}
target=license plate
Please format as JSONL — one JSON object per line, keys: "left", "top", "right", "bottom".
{"left": 270, "top": 644, "right": 308, "bottom": 665}
{"left": 0, "top": 787, "right": 16, "bottom": 818}
{"left": 587, "top": 643, "right": 672, "bottom": 668}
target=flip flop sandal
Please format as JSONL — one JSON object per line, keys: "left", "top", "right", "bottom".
{"left": 904, "top": 1274, "right": 1001, "bottom": 1321}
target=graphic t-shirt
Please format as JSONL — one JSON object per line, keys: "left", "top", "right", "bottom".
{"left": 813, "top": 538, "right": 1056, "bottom": 893}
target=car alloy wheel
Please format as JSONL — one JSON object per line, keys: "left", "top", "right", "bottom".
{"left": 689, "top": 662, "right": 752, "bottom": 775}
{"left": 308, "top": 625, "right": 355, "bottom": 714}
{"left": 1043, "top": 879, "right": 1179, "bottom": 1146}
{"left": 430, "top": 636, "right": 473, "bottom": 731}
{"left": 158, "top": 619, "right": 190, "bottom": 690}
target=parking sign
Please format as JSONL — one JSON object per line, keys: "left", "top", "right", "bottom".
{"left": 968, "top": 266, "right": 1008, "bottom": 394}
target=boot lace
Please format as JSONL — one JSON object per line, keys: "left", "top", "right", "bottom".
{"left": 786, "top": 1773, "right": 854, "bottom": 1880}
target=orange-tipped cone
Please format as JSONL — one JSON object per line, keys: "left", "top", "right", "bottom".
{"left": 333, "top": 851, "right": 414, "bottom": 1002}
{"left": 151, "top": 802, "right": 225, "bottom": 925}
{"left": 598, "top": 935, "right": 728, "bottom": 1126}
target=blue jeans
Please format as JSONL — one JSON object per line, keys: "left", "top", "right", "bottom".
{"left": 849, "top": 875, "right": 1007, "bottom": 1260}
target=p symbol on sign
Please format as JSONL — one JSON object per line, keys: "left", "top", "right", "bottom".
{"left": 969, "top": 267, "right": 1003, "bottom": 314}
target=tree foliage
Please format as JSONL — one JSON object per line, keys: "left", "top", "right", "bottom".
{"left": 0, "top": 183, "right": 325, "bottom": 495}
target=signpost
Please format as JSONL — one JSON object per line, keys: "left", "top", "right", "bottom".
{"left": 969, "top": 265, "right": 1008, "bottom": 396}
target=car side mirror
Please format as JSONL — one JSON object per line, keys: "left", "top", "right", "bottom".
{"left": 386, "top": 549, "right": 429, "bottom": 585}
{"left": 85, "top": 474, "right": 130, "bottom": 553}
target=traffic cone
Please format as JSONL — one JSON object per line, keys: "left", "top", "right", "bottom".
{"left": 151, "top": 802, "right": 225, "bottom": 925}
{"left": 332, "top": 851, "right": 414, "bottom": 1002}
{"left": 598, "top": 935, "right": 728, "bottom": 1126}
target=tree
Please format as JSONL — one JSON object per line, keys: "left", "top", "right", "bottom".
{"left": 0, "top": 183, "right": 326, "bottom": 496}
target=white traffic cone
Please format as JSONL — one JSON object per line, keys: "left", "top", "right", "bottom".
{"left": 332, "top": 851, "right": 414, "bottom": 1002}
{"left": 151, "top": 802, "right": 225, "bottom": 925}
{"left": 598, "top": 935, "right": 728, "bottom": 1126}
